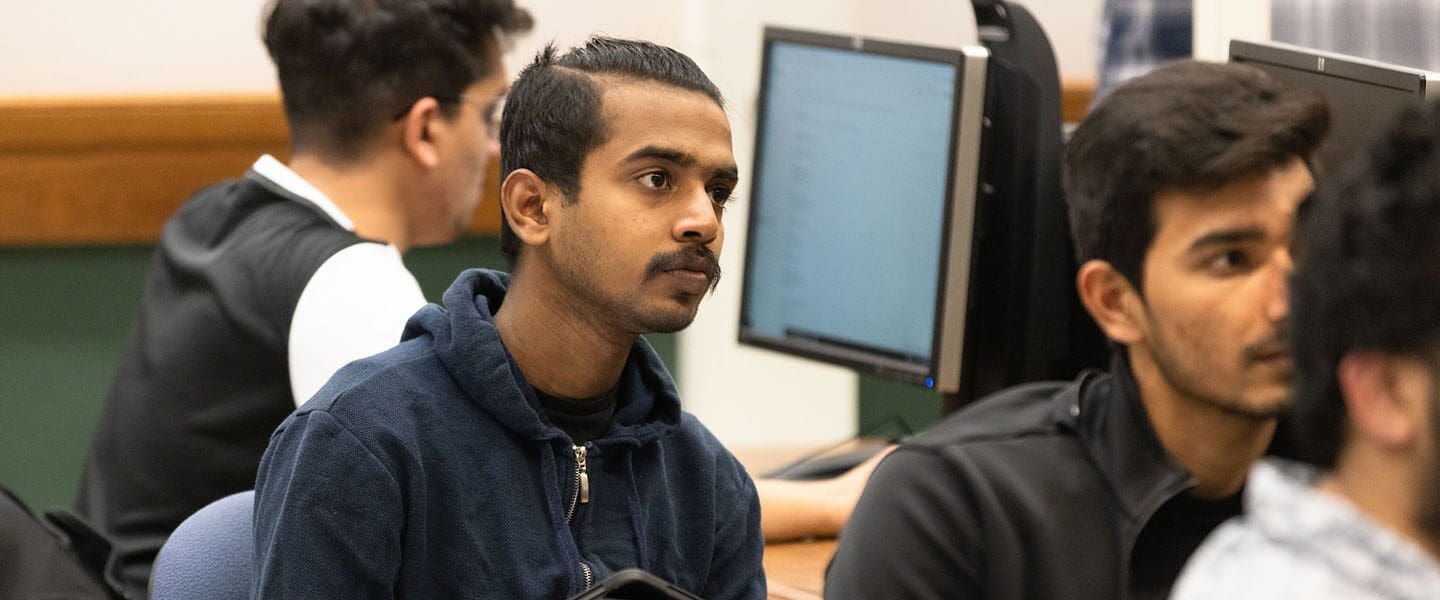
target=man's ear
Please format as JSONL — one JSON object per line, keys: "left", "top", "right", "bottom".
{"left": 1076, "top": 259, "right": 1145, "bottom": 346}
{"left": 501, "top": 168, "right": 553, "bottom": 248}
{"left": 398, "top": 97, "right": 445, "bottom": 168}
{"left": 1337, "top": 352, "right": 1424, "bottom": 449}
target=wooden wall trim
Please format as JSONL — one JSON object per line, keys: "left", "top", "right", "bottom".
{"left": 3, "top": 82, "right": 1093, "bottom": 247}
{"left": 1061, "top": 79, "right": 1095, "bottom": 125}
{"left": 0, "top": 95, "right": 501, "bottom": 246}
{"left": 0, "top": 95, "right": 291, "bottom": 152}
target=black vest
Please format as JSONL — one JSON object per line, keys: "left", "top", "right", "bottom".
{"left": 75, "top": 174, "right": 362, "bottom": 595}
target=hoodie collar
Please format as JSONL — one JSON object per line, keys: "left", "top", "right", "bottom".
{"left": 402, "top": 268, "right": 682, "bottom": 447}
{"left": 1056, "top": 354, "right": 1194, "bottom": 522}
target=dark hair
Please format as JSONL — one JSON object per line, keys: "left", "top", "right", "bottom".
{"left": 1064, "top": 61, "right": 1329, "bottom": 288}
{"left": 1291, "top": 101, "right": 1440, "bottom": 469}
{"left": 262, "top": 0, "right": 533, "bottom": 162}
{"left": 497, "top": 36, "right": 725, "bottom": 266}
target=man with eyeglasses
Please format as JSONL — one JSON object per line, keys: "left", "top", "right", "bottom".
{"left": 74, "top": 0, "right": 533, "bottom": 594}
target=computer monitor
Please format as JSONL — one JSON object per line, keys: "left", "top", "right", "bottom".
{"left": 1230, "top": 39, "right": 1440, "bottom": 173}
{"left": 737, "top": 27, "right": 989, "bottom": 394}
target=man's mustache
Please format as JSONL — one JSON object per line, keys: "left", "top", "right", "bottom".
{"left": 1243, "top": 322, "right": 1290, "bottom": 363}
{"left": 645, "top": 246, "right": 722, "bottom": 292}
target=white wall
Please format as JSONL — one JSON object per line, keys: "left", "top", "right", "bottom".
{"left": 1023, "top": 0, "right": 1105, "bottom": 80}
{"left": 1193, "top": 0, "right": 1272, "bottom": 60}
{"left": 0, "top": 1, "right": 1104, "bottom": 96}
{"left": 0, "top": 0, "right": 1109, "bottom": 448}
{"left": 496, "top": 1, "right": 693, "bottom": 78}
{"left": 1, "top": 0, "right": 276, "bottom": 96}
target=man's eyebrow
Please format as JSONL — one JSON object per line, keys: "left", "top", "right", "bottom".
{"left": 623, "top": 145, "right": 694, "bottom": 167}
{"left": 1187, "top": 227, "right": 1267, "bottom": 252}
{"left": 623, "top": 145, "right": 739, "bottom": 182}
{"left": 712, "top": 165, "right": 740, "bottom": 183}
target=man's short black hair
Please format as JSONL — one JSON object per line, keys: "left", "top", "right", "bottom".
{"left": 1064, "top": 61, "right": 1329, "bottom": 289}
{"left": 263, "top": 0, "right": 533, "bottom": 162}
{"left": 497, "top": 36, "right": 725, "bottom": 266}
{"left": 1291, "top": 101, "right": 1440, "bottom": 469}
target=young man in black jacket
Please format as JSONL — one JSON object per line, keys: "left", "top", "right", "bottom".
{"left": 826, "top": 61, "right": 1330, "bottom": 600}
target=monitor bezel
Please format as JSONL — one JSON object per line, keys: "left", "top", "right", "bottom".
{"left": 1229, "top": 39, "right": 1439, "bottom": 100}
{"left": 736, "top": 26, "right": 987, "bottom": 392}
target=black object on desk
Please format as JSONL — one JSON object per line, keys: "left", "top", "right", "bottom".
{"left": 567, "top": 569, "right": 702, "bottom": 600}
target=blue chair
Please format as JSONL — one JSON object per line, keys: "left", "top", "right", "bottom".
{"left": 149, "top": 491, "right": 254, "bottom": 600}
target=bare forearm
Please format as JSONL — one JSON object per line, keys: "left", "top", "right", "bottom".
{"left": 755, "top": 446, "right": 895, "bottom": 542}
{"left": 756, "top": 478, "right": 851, "bottom": 542}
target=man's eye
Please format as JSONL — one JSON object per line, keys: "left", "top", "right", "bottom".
{"left": 1208, "top": 250, "right": 1250, "bottom": 273}
{"left": 640, "top": 172, "right": 670, "bottom": 190}
{"left": 709, "top": 186, "right": 734, "bottom": 205}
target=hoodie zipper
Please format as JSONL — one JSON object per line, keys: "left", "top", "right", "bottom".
{"left": 579, "top": 560, "right": 594, "bottom": 590}
{"left": 565, "top": 444, "right": 593, "bottom": 593}
{"left": 565, "top": 444, "right": 591, "bottom": 521}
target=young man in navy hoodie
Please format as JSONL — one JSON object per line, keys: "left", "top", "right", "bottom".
{"left": 250, "top": 37, "right": 763, "bottom": 599}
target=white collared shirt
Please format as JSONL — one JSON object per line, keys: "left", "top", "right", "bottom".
{"left": 250, "top": 155, "right": 428, "bottom": 406}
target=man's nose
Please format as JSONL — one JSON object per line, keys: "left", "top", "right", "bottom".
{"left": 674, "top": 187, "right": 721, "bottom": 243}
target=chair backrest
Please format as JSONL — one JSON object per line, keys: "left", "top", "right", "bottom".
{"left": 0, "top": 484, "right": 124, "bottom": 599}
{"left": 149, "top": 491, "right": 254, "bottom": 600}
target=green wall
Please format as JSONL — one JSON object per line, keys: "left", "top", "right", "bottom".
{"left": 0, "top": 236, "right": 931, "bottom": 512}
{"left": 0, "top": 246, "right": 152, "bottom": 512}
{"left": 0, "top": 237, "right": 679, "bottom": 511}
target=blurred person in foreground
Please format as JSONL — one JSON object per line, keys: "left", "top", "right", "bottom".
{"left": 1173, "top": 100, "right": 1440, "bottom": 599}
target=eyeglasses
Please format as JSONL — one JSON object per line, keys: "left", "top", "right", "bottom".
{"left": 450, "top": 93, "right": 505, "bottom": 141}
{"left": 390, "top": 93, "right": 505, "bottom": 140}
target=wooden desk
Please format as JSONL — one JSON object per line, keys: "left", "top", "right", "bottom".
{"left": 732, "top": 446, "right": 847, "bottom": 599}
{"left": 764, "top": 538, "right": 836, "bottom": 599}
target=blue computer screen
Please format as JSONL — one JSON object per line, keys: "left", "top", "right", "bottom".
{"left": 743, "top": 41, "right": 958, "bottom": 364}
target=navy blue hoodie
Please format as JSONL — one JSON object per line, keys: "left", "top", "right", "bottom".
{"left": 251, "top": 269, "right": 764, "bottom": 599}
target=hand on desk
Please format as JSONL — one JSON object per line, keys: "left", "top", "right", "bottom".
{"left": 756, "top": 445, "right": 896, "bottom": 543}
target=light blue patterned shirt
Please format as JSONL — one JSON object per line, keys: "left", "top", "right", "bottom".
{"left": 1097, "top": 0, "right": 1194, "bottom": 98}
{"left": 1272, "top": 0, "right": 1440, "bottom": 72}
{"left": 1172, "top": 459, "right": 1440, "bottom": 599}
{"left": 1096, "top": 0, "right": 1440, "bottom": 102}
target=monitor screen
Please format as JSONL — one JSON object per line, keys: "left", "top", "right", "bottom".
{"left": 739, "top": 28, "right": 988, "bottom": 391}
{"left": 1230, "top": 40, "right": 1440, "bottom": 173}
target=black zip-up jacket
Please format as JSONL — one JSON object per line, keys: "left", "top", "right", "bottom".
{"left": 825, "top": 357, "right": 1241, "bottom": 600}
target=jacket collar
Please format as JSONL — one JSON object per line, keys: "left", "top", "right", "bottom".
{"left": 1055, "top": 354, "right": 1193, "bottom": 522}
{"left": 402, "top": 268, "right": 682, "bottom": 447}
